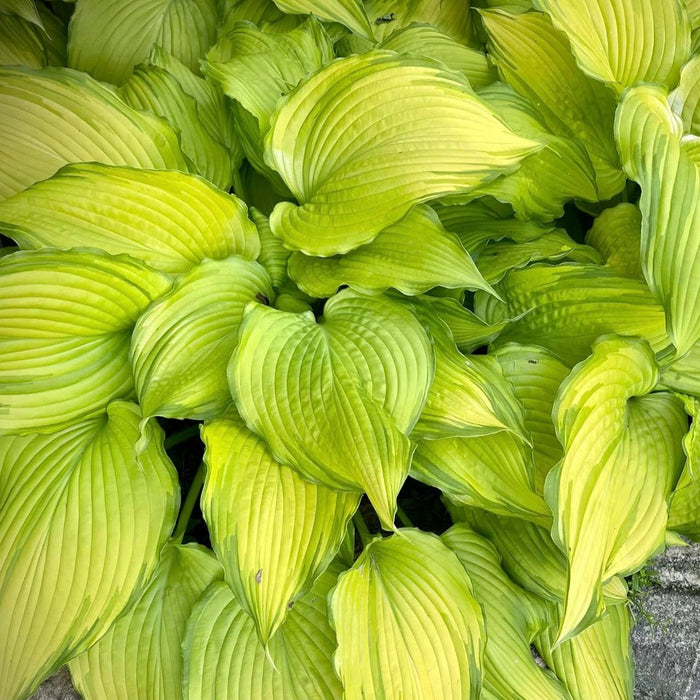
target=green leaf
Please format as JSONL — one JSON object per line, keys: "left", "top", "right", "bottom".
{"left": 379, "top": 24, "right": 497, "bottom": 88}
{"left": 493, "top": 344, "right": 569, "bottom": 492}
{"left": 476, "top": 83, "right": 599, "bottom": 221}
{"left": 443, "top": 524, "right": 570, "bottom": 700}
{"left": 671, "top": 53, "right": 700, "bottom": 134}
{"left": 265, "top": 50, "right": 542, "bottom": 255}
{"left": 668, "top": 396, "right": 700, "bottom": 540}
{"left": 288, "top": 204, "right": 494, "bottom": 297}
{"left": 0, "top": 249, "right": 171, "bottom": 435}
{"left": 229, "top": 291, "right": 434, "bottom": 528}
{"left": 546, "top": 336, "right": 687, "bottom": 641}
{"left": 0, "top": 402, "right": 179, "bottom": 700}
{"left": 0, "top": 163, "right": 260, "bottom": 275}
{"left": 0, "top": 13, "right": 48, "bottom": 68}
{"left": 616, "top": 84, "right": 700, "bottom": 356}
{"left": 330, "top": 529, "right": 484, "bottom": 700}
{"left": 119, "top": 64, "right": 234, "bottom": 190}
{"left": 203, "top": 18, "right": 334, "bottom": 192}
{"left": 183, "top": 561, "right": 345, "bottom": 700}
{"left": 69, "top": 544, "right": 222, "bottom": 700}
{"left": 271, "top": 0, "right": 373, "bottom": 38}
{"left": 67, "top": 0, "right": 220, "bottom": 85}
{"left": 0, "top": 0, "right": 43, "bottom": 26}
{"left": 201, "top": 414, "right": 359, "bottom": 643}
{"left": 535, "top": 0, "right": 691, "bottom": 92}
{"left": 250, "top": 208, "right": 290, "bottom": 289}
{"left": 476, "top": 263, "right": 670, "bottom": 366}
{"left": 660, "top": 342, "right": 700, "bottom": 397}
{"left": 536, "top": 603, "right": 634, "bottom": 700}
{"left": 131, "top": 258, "right": 273, "bottom": 420}
{"left": 481, "top": 10, "right": 624, "bottom": 201}
{"left": 0, "top": 66, "right": 188, "bottom": 202}
{"left": 585, "top": 203, "right": 642, "bottom": 278}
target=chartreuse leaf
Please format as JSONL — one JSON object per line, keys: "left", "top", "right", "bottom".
{"left": 229, "top": 291, "right": 433, "bottom": 528}
{"left": 271, "top": 0, "right": 373, "bottom": 38}
{"left": 535, "top": 0, "right": 690, "bottom": 92}
{"left": 69, "top": 544, "right": 222, "bottom": 700}
{"left": 183, "top": 560, "right": 345, "bottom": 700}
{"left": 671, "top": 55, "right": 700, "bottom": 133}
{"left": 668, "top": 396, "right": 700, "bottom": 540}
{"left": 0, "top": 164, "right": 259, "bottom": 275}
{"left": 586, "top": 203, "right": 642, "bottom": 277}
{"left": 547, "top": 336, "right": 687, "bottom": 642}
{"left": 660, "top": 342, "right": 700, "bottom": 396}
{"left": 0, "top": 249, "right": 171, "bottom": 435}
{"left": 203, "top": 18, "right": 333, "bottom": 192}
{"left": 616, "top": 85, "right": 700, "bottom": 357}
{"left": 119, "top": 64, "right": 234, "bottom": 190}
{"left": 379, "top": 24, "right": 497, "bottom": 87}
{"left": 413, "top": 432, "right": 550, "bottom": 525}
{"left": 493, "top": 344, "right": 569, "bottom": 492}
{"left": 288, "top": 204, "right": 493, "bottom": 297}
{"left": 482, "top": 10, "right": 624, "bottom": 201}
{"left": 443, "top": 524, "right": 570, "bottom": 700}
{"left": 536, "top": 603, "right": 634, "bottom": 700}
{"left": 476, "top": 263, "right": 670, "bottom": 366}
{"left": 0, "top": 402, "right": 179, "bottom": 700}
{"left": 0, "top": 12, "right": 47, "bottom": 68}
{"left": 476, "top": 83, "right": 599, "bottom": 221}
{"left": 265, "top": 50, "right": 542, "bottom": 256}
{"left": 408, "top": 301, "right": 526, "bottom": 440}
{"left": 131, "top": 258, "right": 273, "bottom": 420}
{"left": 67, "top": 0, "right": 219, "bottom": 84}
{"left": 0, "top": 66, "right": 188, "bottom": 201}
{"left": 218, "top": 0, "right": 288, "bottom": 30}
{"left": 251, "top": 208, "right": 290, "bottom": 289}
{"left": 201, "top": 414, "right": 359, "bottom": 643}
{"left": 330, "top": 529, "right": 484, "bottom": 699}
{"left": 0, "top": 0, "right": 43, "bottom": 26}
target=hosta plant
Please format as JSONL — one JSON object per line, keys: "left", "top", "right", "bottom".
{"left": 1, "top": 0, "right": 700, "bottom": 698}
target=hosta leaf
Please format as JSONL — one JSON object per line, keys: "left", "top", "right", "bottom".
{"left": 0, "top": 249, "right": 171, "bottom": 435}
{"left": 250, "top": 208, "right": 290, "bottom": 289}
{"left": 0, "top": 163, "right": 259, "bottom": 275}
{"left": 265, "top": 50, "right": 542, "bottom": 255}
{"left": 535, "top": 0, "right": 691, "bottom": 92}
{"left": 616, "top": 84, "right": 700, "bottom": 356}
{"left": 0, "top": 13, "right": 47, "bottom": 68}
{"left": 0, "top": 0, "right": 42, "bottom": 26}
{"left": 585, "top": 203, "right": 642, "bottom": 277}
{"left": 476, "top": 83, "right": 599, "bottom": 221}
{"left": 476, "top": 263, "right": 670, "bottom": 366}
{"left": 668, "top": 396, "right": 700, "bottom": 540}
{"left": 330, "top": 529, "right": 483, "bottom": 700}
{"left": 183, "top": 561, "right": 344, "bottom": 700}
{"left": 671, "top": 54, "right": 700, "bottom": 133}
{"left": 131, "top": 258, "right": 273, "bottom": 420}
{"left": 482, "top": 10, "right": 624, "bottom": 201}
{"left": 476, "top": 231, "right": 600, "bottom": 284}
{"left": 379, "top": 24, "right": 496, "bottom": 87}
{"left": 288, "top": 204, "right": 493, "bottom": 297}
{"left": 493, "top": 344, "right": 569, "bottom": 492}
{"left": 229, "top": 291, "right": 433, "bottom": 528}
{"left": 536, "top": 603, "right": 634, "bottom": 700}
{"left": 203, "top": 18, "right": 333, "bottom": 192}
{"left": 547, "top": 336, "right": 687, "bottom": 641}
{"left": 0, "top": 66, "right": 188, "bottom": 201}
{"left": 119, "top": 64, "right": 234, "bottom": 190}
{"left": 67, "top": 0, "right": 220, "bottom": 85}
{"left": 443, "top": 524, "right": 570, "bottom": 700}
{"left": 69, "top": 544, "right": 222, "bottom": 700}
{"left": 0, "top": 402, "right": 179, "bottom": 700}
{"left": 271, "top": 0, "right": 373, "bottom": 38}
{"left": 202, "top": 415, "right": 359, "bottom": 644}
{"left": 201, "top": 414, "right": 358, "bottom": 643}
{"left": 659, "top": 342, "right": 700, "bottom": 397}
{"left": 413, "top": 432, "right": 550, "bottom": 524}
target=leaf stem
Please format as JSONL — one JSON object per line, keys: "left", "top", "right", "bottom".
{"left": 396, "top": 505, "right": 414, "bottom": 528}
{"left": 164, "top": 424, "right": 200, "bottom": 450}
{"left": 173, "top": 462, "right": 206, "bottom": 543}
{"left": 353, "top": 511, "right": 373, "bottom": 549}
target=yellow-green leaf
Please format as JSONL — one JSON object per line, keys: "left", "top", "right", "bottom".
{"left": 271, "top": 0, "right": 373, "bottom": 38}
{"left": 0, "top": 163, "right": 259, "bottom": 275}
{"left": 201, "top": 414, "right": 359, "bottom": 643}
{"left": 0, "top": 402, "right": 179, "bottom": 700}
{"left": 0, "top": 249, "right": 171, "bottom": 435}
{"left": 265, "top": 50, "right": 542, "bottom": 255}
{"left": 330, "top": 529, "right": 484, "bottom": 700}
{"left": 69, "top": 544, "right": 222, "bottom": 700}
{"left": 669, "top": 395, "right": 700, "bottom": 540}
{"left": 586, "top": 203, "right": 642, "bottom": 277}
{"left": 131, "top": 258, "right": 273, "bottom": 420}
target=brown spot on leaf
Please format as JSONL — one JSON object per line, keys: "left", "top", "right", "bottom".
{"left": 255, "top": 569, "right": 263, "bottom": 584}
